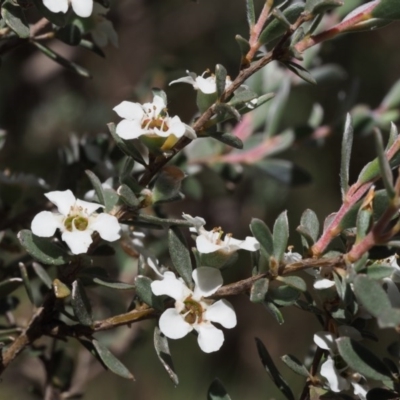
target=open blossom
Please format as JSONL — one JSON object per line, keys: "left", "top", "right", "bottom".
{"left": 182, "top": 213, "right": 259, "bottom": 255}
{"left": 43, "top": 0, "right": 93, "bottom": 18}
{"left": 113, "top": 95, "right": 196, "bottom": 142}
{"left": 314, "top": 330, "right": 368, "bottom": 399}
{"left": 170, "top": 70, "right": 232, "bottom": 94}
{"left": 31, "top": 190, "right": 120, "bottom": 255}
{"left": 151, "top": 267, "right": 236, "bottom": 353}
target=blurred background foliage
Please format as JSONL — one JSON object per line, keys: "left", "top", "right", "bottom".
{"left": 1, "top": 0, "right": 400, "bottom": 398}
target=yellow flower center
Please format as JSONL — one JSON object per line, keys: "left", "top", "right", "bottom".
{"left": 182, "top": 297, "right": 204, "bottom": 324}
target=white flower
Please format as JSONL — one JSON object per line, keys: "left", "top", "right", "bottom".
{"left": 314, "top": 330, "right": 368, "bottom": 399}
{"left": 306, "top": 266, "right": 336, "bottom": 290}
{"left": 91, "top": 4, "right": 118, "bottom": 48}
{"left": 170, "top": 70, "right": 232, "bottom": 94}
{"left": 182, "top": 213, "right": 259, "bottom": 255}
{"left": 113, "top": 95, "right": 196, "bottom": 141}
{"left": 31, "top": 190, "right": 120, "bottom": 254}
{"left": 283, "top": 248, "right": 302, "bottom": 264}
{"left": 43, "top": 0, "right": 93, "bottom": 18}
{"left": 151, "top": 267, "right": 236, "bottom": 353}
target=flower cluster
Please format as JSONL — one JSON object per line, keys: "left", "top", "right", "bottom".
{"left": 43, "top": 0, "right": 93, "bottom": 18}
{"left": 151, "top": 267, "right": 236, "bottom": 353}
{"left": 31, "top": 190, "right": 120, "bottom": 254}
{"left": 113, "top": 95, "right": 196, "bottom": 149}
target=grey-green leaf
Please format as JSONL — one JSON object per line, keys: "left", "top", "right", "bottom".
{"left": 207, "top": 378, "right": 232, "bottom": 400}
{"left": 277, "top": 276, "right": 306, "bottom": 292}
{"left": 305, "top": 0, "right": 343, "bottom": 15}
{"left": 18, "top": 230, "right": 69, "bottom": 266}
{"left": 168, "top": 227, "right": 192, "bottom": 286}
{"left": 71, "top": 280, "right": 93, "bottom": 326}
{"left": 19, "top": 262, "right": 34, "bottom": 305}
{"left": 255, "top": 338, "right": 295, "bottom": 400}
{"left": 215, "top": 64, "right": 227, "bottom": 99}
{"left": 118, "top": 184, "right": 139, "bottom": 207}
{"left": 337, "top": 337, "right": 392, "bottom": 381}
{"left": 340, "top": 114, "right": 354, "bottom": 199}
{"left": 372, "top": 0, "right": 400, "bottom": 20}
{"left": 273, "top": 211, "right": 289, "bottom": 262}
{"left": 92, "top": 339, "right": 134, "bottom": 380}
{"left": 208, "top": 131, "right": 243, "bottom": 149}
{"left": 246, "top": 0, "right": 255, "bottom": 27}
{"left": 85, "top": 170, "right": 106, "bottom": 206}
{"left": 374, "top": 129, "right": 395, "bottom": 199}
{"left": 135, "top": 275, "right": 163, "bottom": 310}
{"left": 32, "top": 262, "right": 53, "bottom": 289}
{"left": 154, "top": 327, "right": 179, "bottom": 385}
{"left": 281, "top": 354, "right": 309, "bottom": 377}
{"left": 250, "top": 278, "right": 269, "bottom": 303}
{"left": 1, "top": 0, "right": 30, "bottom": 38}
{"left": 250, "top": 218, "right": 273, "bottom": 261}
{"left": 263, "top": 301, "right": 284, "bottom": 324}
{"left": 0, "top": 278, "right": 23, "bottom": 298}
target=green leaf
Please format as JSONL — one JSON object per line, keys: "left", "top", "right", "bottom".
{"left": 118, "top": 184, "right": 139, "bottom": 207}
{"left": 168, "top": 227, "right": 193, "bottom": 286}
{"left": 85, "top": 170, "right": 106, "bottom": 206}
{"left": 340, "top": 114, "right": 354, "bottom": 199}
{"left": 103, "top": 189, "right": 119, "bottom": 213}
{"left": 208, "top": 131, "right": 243, "bottom": 149}
{"left": 250, "top": 278, "right": 269, "bottom": 303}
{"left": 364, "top": 264, "right": 396, "bottom": 280}
{"left": 31, "top": 41, "right": 91, "bottom": 78}
{"left": 134, "top": 214, "right": 193, "bottom": 229}
{"left": 135, "top": 276, "right": 163, "bottom": 310}
{"left": 214, "top": 103, "right": 241, "bottom": 121}
{"left": 154, "top": 327, "right": 179, "bottom": 385}
{"left": 372, "top": 0, "right": 400, "bottom": 20}
{"left": 353, "top": 275, "right": 391, "bottom": 318}
{"left": 297, "top": 209, "right": 319, "bottom": 249}
{"left": 92, "top": 278, "right": 134, "bottom": 290}
{"left": 281, "top": 354, "right": 309, "bottom": 377}
{"left": 263, "top": 301, "right": 284, "bottom": 324}
{"left": 19, "top": 262, "right": 34, "bottom": 305}
{"left": 374, "top": 129, "right": 395, "bottom": 198}
{"left": 277, "top": 276, "right": 306, "bottom": 292}
{"left": 250, "top": 218, "right": 273, "bottom": 262}
{"left": 255, "top": 338, "right": 295, "bottom": 400}
{"left": 79, "top": 39, "right": 105, "bottom": 58}
{"left": 152, "top": 166, "right": 185, "bottom": 204}
{"left": 1, "top": 0, "right": 29, "bottom": 38}
{"left": 92, "top": 339, "right": 134, "bottom": 380}
{"left": 273, "top": 211, "right": 289, "bottom": 262}
{"left": 71, "top": 280, "right": 93, "bottom": 326}
{"left": 55, "top": 24, "right": 82, "bottom": 46}
{"left": 32, "top": 262, "right": 52, "bottom": 289}
{"left": 268, "top": 285, "right": 301, "bottom": 306}
{"left": 18, "top": 230, "right": 69, "bottom": 266}
{"left": 259, "top": 4, "right": 305, "bottom": 46}
{"left": 235, "top": 34, "right": 251, "bottom": 58}
{"left": 283, "top": 61, "right": 317, "bottom": 85}
{"left": 108, "top": 123, "right": 147, "bottom": 165}
{"left": 228, "top": 89, "right": 258, "bottom": 106}
{"left": 32, "top": 0, "right": 67, "bottom": 26}
{"left": 337, "top": 337, "right": 392, "bottom": 381}
{"left": 207, "top": 378, "right": 232, "bottom": 400}
{"left": 305, "top": 0, "right": 343, "bottom": 15}
{"left": 246, "top": 0, "right": 255, "bottom": 27}
{"left": 215, "top": 64, "right": 227, "bottom": 99}
{"left": 0, "top": 278, "right": 23, "bottom": 298}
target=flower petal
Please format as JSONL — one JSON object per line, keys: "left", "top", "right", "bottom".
{"left": 195, "top": 323, "right": 224, "bottom": 353}
{"left": 168, "top": 116, "right": 186, "bottom": 138}
{"left": 43, "top": 0, "right": 68, "bottom": 14}
{"left": 182, "top": 213, "right": 206, "bottom": 230}
{"left": 320, "top": 358, "right": 350, "bottom": 392}
{"left": 195, "top": 76, "right": 217, "bottom": 94}
{"left": 151, "top": 271, "right": 190, "bottom": 301}
{"left": 351, "top": 382, "right": 368, "bottom": 400}
{"left": 314, "top": 278, "right": 335, "bottom": 290}
{"left": 169, "top": 76, "right": 196, "bottom": 87}
{"left": 204, "top": 299, "right": 236, "bottom": 328}
{"left": 196, "top": 235, "right": 222, "bottom": 254}
{"left": 313, "top": 332, "right": 336, "bottom": 351}
{"left": 115, "top": 119, "right": 144, "bottom": 140}
{"left": 90, "top": 213, "right": 120, "bottom": 242}
{"left": 71, "top": 0, "right": 93, "bottom": 17}
{"left": 159, "top": 308, "right": 192, "bottom": 339}
{"left": 75, "top": 199, "right": 103, "bottom": 215}
{"left": 62, "top": 230, "right": 93, "bottom": 254}
{"left": 113, "top": 101, "right": 144, "bottom": 120}
{"left": 184, "top": 123, "right": 197, "bottom": 140}
{"left": 228, "top": 236, "right": 259, "bottom": 252}
{"left": 192, "top": 267, "right": 223, "bottom": 298}
{"left": 45, "top": 190, "right": 76, "bottom": 216}
{"left": 31, "top": 211, "right": 62, "bottom": 237}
